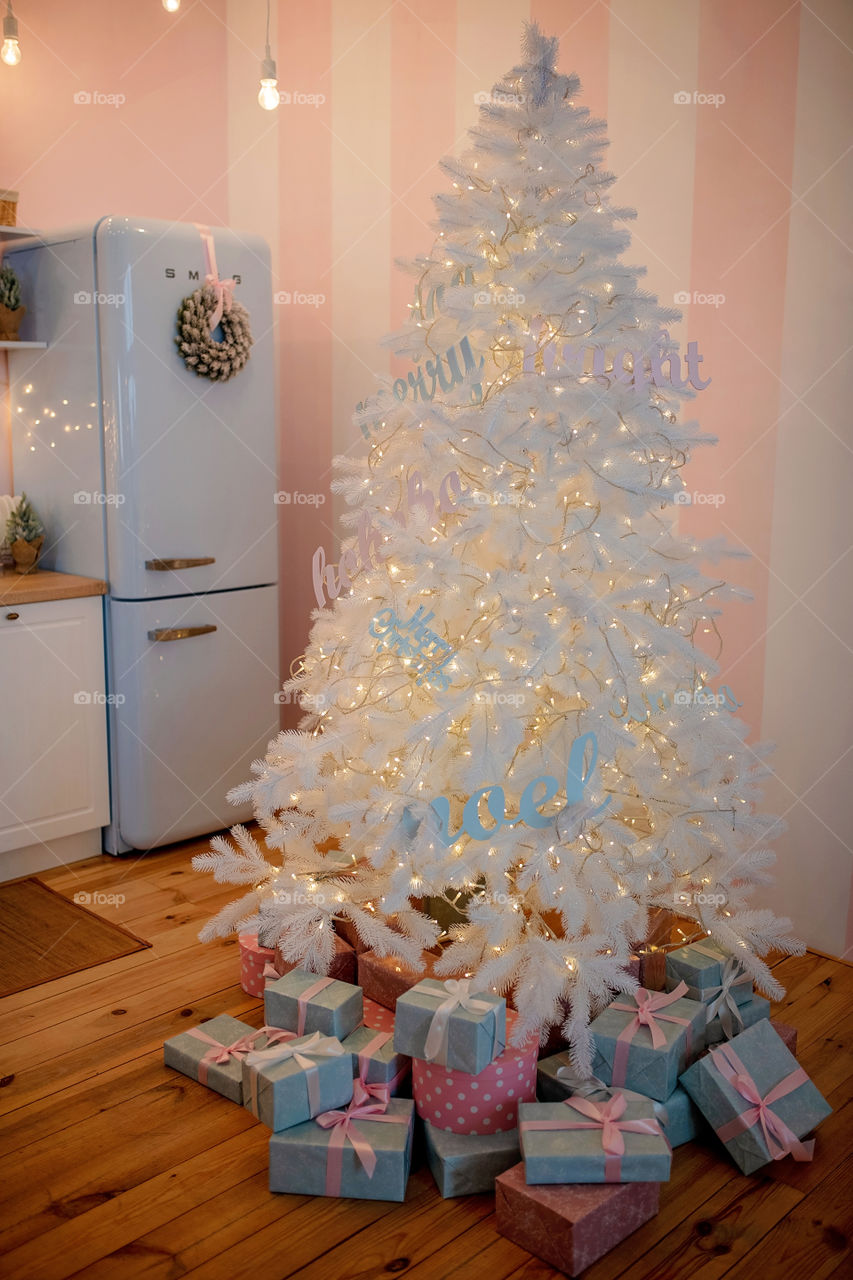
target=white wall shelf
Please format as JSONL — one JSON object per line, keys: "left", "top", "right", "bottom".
{"left": 0, "top": 340, "right": 48, "bottom": 349}
{"left": 0, "top": 225, "right": 40, "bottom": 245}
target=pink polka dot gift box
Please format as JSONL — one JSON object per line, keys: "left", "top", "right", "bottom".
{"left": 238, "top": 933, "right": 278, "bottom": 998}
{"left": 412, "top": 1012, "right": 538, "bottom": 1135}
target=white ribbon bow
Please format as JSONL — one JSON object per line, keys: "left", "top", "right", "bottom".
{"left": 244, "top": 1030, "right": 344, "bottom": 1072}
{"left": 421, "top": 978, "right": 496, "bottom": 1062}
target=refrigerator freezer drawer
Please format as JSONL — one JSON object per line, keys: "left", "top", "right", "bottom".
{"left": 108, "top": 585, "right": 279, "bottom": 850}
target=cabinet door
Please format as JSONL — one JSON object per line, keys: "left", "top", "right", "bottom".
{"left": 0, "top": 595, "right": 110, "bottom": 852}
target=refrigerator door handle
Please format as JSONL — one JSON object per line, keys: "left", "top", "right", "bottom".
{"left": 145, "top": 557, "right": 216, "bottom": 571}
{"left": 147, "top": 624, "right": 218, "bottom": 642}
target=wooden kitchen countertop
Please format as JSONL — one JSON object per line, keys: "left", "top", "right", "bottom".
{"left": 0, "top": 569, "right": 108, "bottom": 606}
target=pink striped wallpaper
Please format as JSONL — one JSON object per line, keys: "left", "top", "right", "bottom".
{"left": 0, "top": 0, "right": 849, "bottom": 956}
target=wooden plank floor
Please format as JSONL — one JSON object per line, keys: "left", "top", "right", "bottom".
{"left": 0, "top": 834, "right": 851, "bottom": 1280}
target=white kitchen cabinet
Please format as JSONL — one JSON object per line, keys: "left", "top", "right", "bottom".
{"left": 0, "top": 588, "right": 110, "bottom": 853}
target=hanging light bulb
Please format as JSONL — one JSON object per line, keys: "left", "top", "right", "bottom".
{"left": 2, "top": 1, "right": 21, "bottom": 66}
{"left": 162, "top": 0, "right": 180, "bottom": 12}
{"left": 258, "top": 0, "right": 279, "bottom": 110}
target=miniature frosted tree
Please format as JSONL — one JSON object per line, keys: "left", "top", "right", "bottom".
{"left": 195, "top": 24, "right": 801, "bottom": 1068}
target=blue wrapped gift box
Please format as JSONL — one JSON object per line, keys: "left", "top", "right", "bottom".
{"left": 518, "top": 1096, "right": 672, "bottom": 1184}
{"left": 393, "top": 978, "right": 506, "bottom": 1076}
{"left": 269, "top": 1094, "right": 415, "bottom": 1200}
{"left": 164, "top": 1013, "right": 259, "bottom": 1103}
{"left": 665, "top": 939, "right": 752, "bottom": 1007}
{"left": 423, "top": 1120, "right": 520, "bottom": 1197}
{"left": 680, "top": 1019, "right": 832, "bottom": 1174}
{"left": 536, "top": 1052, "right": 704, "bottom": 1149}
{"left": 242, "top": 1031, "right": 353, "bottom": 1131}
{"left": 341, "top": 1024, "right": 411, "bottom": 1094}
{"left": 589, "top": 986, "right": 706, "bottom": 1102}
{"left": 264, "top": 967, "right": 363, "bottom": 1042}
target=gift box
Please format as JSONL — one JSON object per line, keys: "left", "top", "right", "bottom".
{"left": 665, "top": 939, "right": 752, "bottom": 1007}
{"left": 495, "top": 1161, "right": 660, "bottom": 1277}
{"left": 770, "top": 1020, "right": 797, "bottom": 1056}
{"left": 423, "top": 1119, "right": 520, "bottom": 1197}
{"left": 393, "top": 978, "right": 506, "bottom": 1076}
{"left": 275, "top": 932, "right": 356, "bottom": 985}
{"left": 704, "top": 992, "right": 770, "bottom": 1046}
{"left": 518, "top": 1094, "right": 671, "bottom": 1184}
{"left": 238, "top": 933, "right": 279, "bottom": 998}
{"left": 242, "top": 1031, "right": 353, "bottom": 1131}
{"left": 412, "top": 1010, "right": 538, "bottom": 1134}
{"left": 589, "top": 984, "right": 706, "bottom": 1102}
{"left": 357, "top": 948, "right": 446, "bottom": 1011}
{"left": 164, "top": 1014, "right": 258, "bottom": 1103}
{"left": 264, "top": 967, "right": 363, "bottom": 1041}
{"left": 536, "top": 1054, "right": 703, "bottom": 1149}
{"left": 362, "top": 997, "right": 396, "bottom": 1035}
{"left": 341, "top": 1024, "right": 411, "bottom": 1095}
{"left": 269, "top": 1089, "right": 415, "bottom": 1200}
{"left": 680, "top": 1018, "right": 832, "bottom": 1175}
{"left": 627, "top": 950, "right": 667, "bottom": 991}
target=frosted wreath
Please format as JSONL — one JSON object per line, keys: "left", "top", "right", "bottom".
{"left": 175, "top": 283, "right": 253, "bottom": 382}
{"left": 175, "top": 225, "right": 253, "bottom": 382}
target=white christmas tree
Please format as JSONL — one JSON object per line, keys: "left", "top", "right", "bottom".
{"left": 195, "top": 24, "right": 801, "bottom": 1069}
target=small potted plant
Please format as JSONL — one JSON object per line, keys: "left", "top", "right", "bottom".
{"left": 5, "top": 493, "right": 44, "bottom": 573}
{"left": 0, "top": 263, "right": 25, "bottom": 341}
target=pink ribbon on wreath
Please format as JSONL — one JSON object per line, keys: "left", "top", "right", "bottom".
{"left": 187, "top": 1026, "right": 256, "bottom": 1086}
{"left": 195, "top": 223, "right": 236, "bottom": 330}
{"left": 294, "top": 975, "right": 336, "bottom": 1036}
{"left": 520, "top": 1093, "right": 661, "bottom": 1182}
{"left": 710, "top": 1041, "right": 815, "bottom": 1162}
{"left": 609, "top": 982, "right": 693, "bottom": 1087}
{"left": 243, "top": 1030, "right": 344, "bottom": 1118}
{"left": 314, "top": 1081, "right": 409, "bottom": 1196}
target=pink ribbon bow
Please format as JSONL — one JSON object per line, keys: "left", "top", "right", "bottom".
{"left": 263, "top": 963, "right": 280, "bottom": 986}
{"left": 420, "top": 978, "right": 498, "bottom": 1062}
{"left": 195, "top": 223, "right": 236, "bottom": 331}
{"left": 244, "top": 1030, "right": 344, "bottom": 1118}
{"left": 354, "top": 1029, "right": 410, "bottom": 1099}
{"left": 520, "top": 1093, "right": 662, "bottom": 1181}
{"left": 710, "top": 1041, "right": 815, "bottom": 1162}
{"left": 609, "top": 982, "right": 693, "bottom": 1087}
{"left": 251, "top": 1025, "right": 296, "bottom": 1048}
{"left": 314, "top": 1081, "right": 408, "bottom": 1195}
{"left": 187, "top": 1026, "right": 256, "bottom": 1086}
